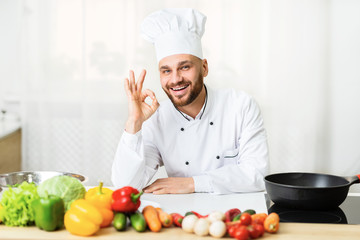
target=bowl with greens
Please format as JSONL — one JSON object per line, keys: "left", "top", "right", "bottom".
{"left": 0, "top": 171, "right": 87, "bottom": 189}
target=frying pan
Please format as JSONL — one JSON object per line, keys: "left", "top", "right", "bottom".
{"left": 265, "top": 172, "right": 360, "bottom": 210}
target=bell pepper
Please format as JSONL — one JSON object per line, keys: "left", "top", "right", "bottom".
{"left": 111, "top": 186, "right": 143, "bottom": 213}
{"left": 64, "top": 199, "right": 103, "bottom": 236}
{"left": 225, "top": 208, "right": 241, "bottom": 222}
{"left": 31, "top": 191, "right": 64, "bottom": 231}
{"left": 0, "top": 204, "right": 3, "bottom": 223}
{"left": 85, "top": 181, "right": 114, "bottom": 227}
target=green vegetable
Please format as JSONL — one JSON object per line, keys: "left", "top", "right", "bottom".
{"left": 31, "top": 191, "right": 65, "bottom": 231}
{"left": 0, "top": 182, "right": 39, "bottom": 226}
{"left": 130, "top": 211, "right": 147, "bottom": 232}
{"left": 113, "top": 212, "right": 128, "bottom": 231}
{"left": 37, "top": 175, "right": 85, "bottom": 211}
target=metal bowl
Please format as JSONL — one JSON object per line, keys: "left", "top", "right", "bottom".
{"left": 0, "top": 171, "right": 87, "bottom": 189}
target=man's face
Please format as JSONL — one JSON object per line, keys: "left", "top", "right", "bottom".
{"left": 159, "top": 54, "right": 208, "bottom": 107}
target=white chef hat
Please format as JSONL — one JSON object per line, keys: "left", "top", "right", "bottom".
{"left": 141, "top": 8, "right": 207, "bottom": 62}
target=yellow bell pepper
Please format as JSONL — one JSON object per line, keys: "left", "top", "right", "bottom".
{"left": 85, "top": 182, "right": 114, "bottom": 228}
{"left": 0, "top": 204, "right": 3, "bottom": 223}
{"left": 64, "top": 199, "right": 103, "bottom": 236}
{"left": 85, "top": 181, "right": 113, "bottom": 210}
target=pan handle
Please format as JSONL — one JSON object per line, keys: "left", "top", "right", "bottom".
{"left": 344, "top": 174, "right": 360, "bottom": 185}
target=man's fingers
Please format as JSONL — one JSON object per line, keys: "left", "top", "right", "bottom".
{"left": 129, "top": 70, "right": 136, "bottom": 92}
{"left": 136, "top": 69, "right": 146, "bottom": 92}
{"left": 124, "top": 78, "right": 131, "bottom": 96}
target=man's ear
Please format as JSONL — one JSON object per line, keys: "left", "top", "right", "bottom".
{"left": 202, "top": 59, "right": 209, "bottom": 77}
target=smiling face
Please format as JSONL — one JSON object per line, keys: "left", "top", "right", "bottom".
{"left": 159, "top": 54, "right": 208, "bottom": 108}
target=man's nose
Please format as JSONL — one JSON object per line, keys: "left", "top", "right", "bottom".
{"left": 170, "top": 71, "right": 182, "bottom": 84}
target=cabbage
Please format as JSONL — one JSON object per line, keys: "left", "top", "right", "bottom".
{"left": 0, "top": 182, "right": 39, "bottom": 226}
{"left": 37, "top": 175, "right": 85, "bottom": 210}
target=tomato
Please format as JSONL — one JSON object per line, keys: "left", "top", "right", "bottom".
{"left": 227, "top": 225, "right": 238, "bottom": 238}
{"left": 240, "top": 213, "right": 252, "bottom": 226}
{"left": 247, "top": 224, "right": 264, "bottom": 239}
{"left": 234, "top": 226, "right": 249, "bottom": 240}
{"left": 254, "top": 224, "right": 264, "bottom": 237}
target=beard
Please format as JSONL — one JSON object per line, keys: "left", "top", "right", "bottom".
{"left": 163, "top": 73, "right": 204, "bottom": 107}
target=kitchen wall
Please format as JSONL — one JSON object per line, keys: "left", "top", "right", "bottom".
{"left": 0, "top": 0, "right": 359, "bottom": 190}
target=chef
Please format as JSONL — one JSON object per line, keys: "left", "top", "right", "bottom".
{"left": 112, "top": 8, "right": 269, "bottom": 194}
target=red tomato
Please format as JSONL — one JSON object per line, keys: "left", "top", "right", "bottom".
{"left": 234, "top": 226, "right": 249, "bottom": 240}
{"left": 247, "top": 224, "right": 264, "bottom": 239}
{"left": 254, "top": 224, "right": 264, "bottom": 237}
{"left": 240, "top": 213, "right": 252, "bottom": 226}
{"left": 228, "top": 225, "right": 238, "bottom": 238}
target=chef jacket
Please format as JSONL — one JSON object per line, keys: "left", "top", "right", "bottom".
{"left": 111, "top": 86, "right": 269, "bottom": 194}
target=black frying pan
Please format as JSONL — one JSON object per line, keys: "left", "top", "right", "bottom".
{"left": 265, "top": 172, "right": 360, "bottom": 210}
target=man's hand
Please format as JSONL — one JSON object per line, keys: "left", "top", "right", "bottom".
{"left": 143, "top": 177, "right": 195, "bottom": 194}
{"left": 124, "top": 69, "right": 160, "bottom": 134}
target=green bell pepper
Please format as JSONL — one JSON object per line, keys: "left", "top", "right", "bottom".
{"left": 31, "top": 191, "right": 65, "bottom": 231}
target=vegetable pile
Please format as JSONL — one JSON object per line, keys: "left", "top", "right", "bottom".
{"left": 0, "top": 180, "right": 281, "bottom": 239}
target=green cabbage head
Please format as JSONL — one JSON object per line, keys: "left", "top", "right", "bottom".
{"left": 37, "top": 175, "right": 85, "bottom": 210}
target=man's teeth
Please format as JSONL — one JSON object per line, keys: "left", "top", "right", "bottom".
{"left": 172, "top": 86, "right": 187, "bottom": 91}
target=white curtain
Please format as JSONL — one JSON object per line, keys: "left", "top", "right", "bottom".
{"left": 12, "top": 0, "right": 360, "bottom": 190}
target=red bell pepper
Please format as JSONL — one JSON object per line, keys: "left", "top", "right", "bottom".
{"left": 225, "top": 208, "right": 241, "bottom": 222}
{"left": 111, "top": 186, "right": 143, "bottom": 213}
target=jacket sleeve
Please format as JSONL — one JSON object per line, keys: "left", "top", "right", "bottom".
{"left": 193, "top": 97, "right": 269, "bottom": 194}
{"left": 111, "top": 129, "right": 162, "bottom": 191}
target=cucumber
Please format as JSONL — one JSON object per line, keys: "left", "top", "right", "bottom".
{"left": 130, "top": 211, "right": 147, "bottom": 232}
{"left": 113, "top": 212, "right": 127, "bottom": 231}
{"left": 243, "top": 209, "right": 256, "bottom": 215}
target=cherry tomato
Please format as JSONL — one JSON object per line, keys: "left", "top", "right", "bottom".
{"left": 234, "top": 226, "right": 249, "bottom": 240}
{"left": 240, "top": 213, "right": 252, "bottom": 226}
{"left": 228, "top": 225, "right": 238, "bottom": 238}
{"left": 247, "top": 224, "right": 264, "bottom": 239}
{"left": 254, "top": 224, "right": 264, "bottom": 237}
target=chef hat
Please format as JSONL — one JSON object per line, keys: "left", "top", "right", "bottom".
{"left": 141, "top": 8, "right": 207, "bottom": 62}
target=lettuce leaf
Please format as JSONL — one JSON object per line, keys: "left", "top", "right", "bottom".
{"left": 0, "top": 182, "right": 39, "bottom": 226}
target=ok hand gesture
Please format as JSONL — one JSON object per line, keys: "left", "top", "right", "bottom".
{"left": 124, "top": 70, "right": 159, "bottom": 134}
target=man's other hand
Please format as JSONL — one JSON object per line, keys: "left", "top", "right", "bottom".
{"left": 143, "top": 177, "right": 195, "bottom": 194}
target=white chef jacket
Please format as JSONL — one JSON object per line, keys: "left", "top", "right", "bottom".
{"left": 111, "top": 86, "right": 269, "bottom": 194}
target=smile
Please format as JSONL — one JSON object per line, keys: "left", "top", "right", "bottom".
{"left": 171, "top": 85, "right": 189, "bottom": 91}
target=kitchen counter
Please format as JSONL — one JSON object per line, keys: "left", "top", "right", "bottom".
{"left": 1, "top": 192, "right": 360, "bottom": 239}
{"left": 0, "top": 222, "right": 359, "bottom": 239}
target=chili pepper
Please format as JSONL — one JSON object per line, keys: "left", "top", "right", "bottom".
{"left": 171, "top": 213, "right": 184, "bottom": 227}
{"left": 225, "top": 208, "right": 241, "bottom": 222}
{"left": 190, "top": 211, "right": 208, "bottom": 218}
{"left": 31, "top": 191, "right": 64, "bottom": 231}
{"left": 64, "top": 199, "right": 103, "bottom": 236}
{"left": 85, "top": 181, "right": 114, "bottom": 227}
{"left": 111, "top": 186, "right": 143, "bottom": 213}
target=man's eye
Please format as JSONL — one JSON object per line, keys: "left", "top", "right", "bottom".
{"left": 163, "top": 70, "right": 170, "bottom": 74}
{"left": 181, "top": 66, "right": 190, "bottom": 70}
